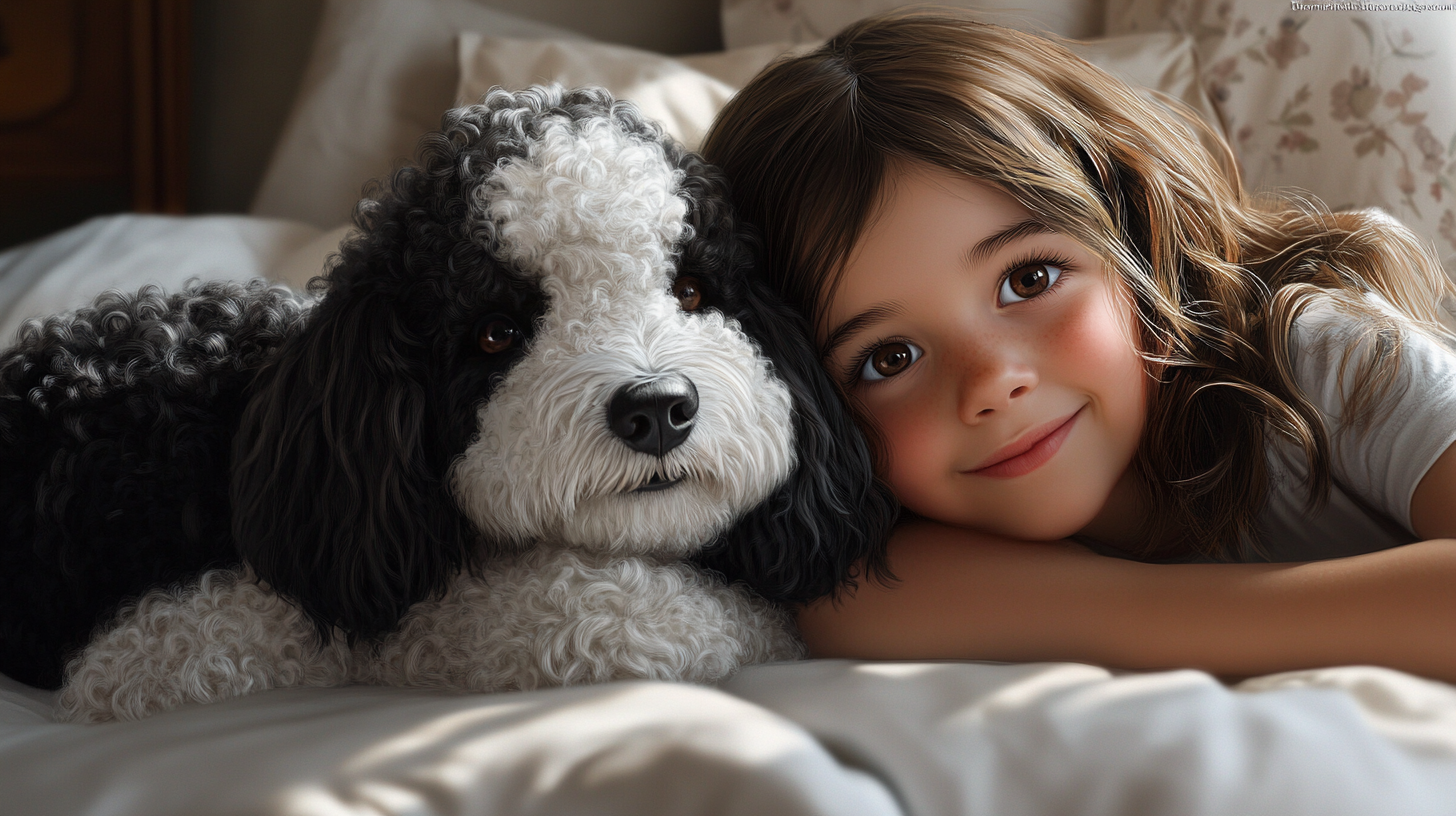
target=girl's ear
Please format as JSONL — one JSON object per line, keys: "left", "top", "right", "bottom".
{"left": 696, "top": 280, "right": 899, "bottom": 603}
{"left": 230, "top": 285, "right": 474, "bottom": 642}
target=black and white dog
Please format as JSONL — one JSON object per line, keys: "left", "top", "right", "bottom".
{"left": 0, "top": 87, "right": 896, "bottom": 721}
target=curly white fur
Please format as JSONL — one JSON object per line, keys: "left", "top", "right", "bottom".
{"left": 56, "top": 101, "right": 804, "bottom": 724}
{"left": 58, "top": 552, "right": 802, "bottom": 724}
{"left": 56, "top": 568, "right": 350, "bottom": 723}
{"left": 359, "top": 548, "right": 803, "bottom": 692}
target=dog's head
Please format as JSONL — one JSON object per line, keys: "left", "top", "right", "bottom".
{"left": 232, "top": 86, "right": 897, "bottom": 642}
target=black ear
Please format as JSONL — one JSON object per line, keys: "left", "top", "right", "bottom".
{"left": 696, "top": 278, "right": 899, "bottom": 604}
{"left": 230, "top": 279, "right": 474, "bottom": 642}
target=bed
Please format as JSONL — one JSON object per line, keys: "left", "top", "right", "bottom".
{"left": 4, "top": 0, "right": 1456, "bottom": 813}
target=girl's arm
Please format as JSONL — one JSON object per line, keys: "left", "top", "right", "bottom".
{"left": 1411, "top": 439, "right": 1456, "bottom": 539}
{"left": 799, "top": 519, "right": 1456, "bottom": 682}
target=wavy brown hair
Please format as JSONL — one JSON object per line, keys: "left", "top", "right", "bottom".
{"left": 702, "top": 11, "right": 1456, "bottom": 559}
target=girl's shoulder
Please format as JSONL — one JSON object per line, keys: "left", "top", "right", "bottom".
{"left": 1288, "top": 286, "right": 1427, "bottom": 337}
{"left": 1251, "top": 286, "right": 1456, "bottom": 560}
{"left": 1284, "top": 287, "right": 1456, "bottom": 404}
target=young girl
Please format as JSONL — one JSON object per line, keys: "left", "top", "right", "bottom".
{"left": 701, "top": 12, "right": 1456, "bottom": 681}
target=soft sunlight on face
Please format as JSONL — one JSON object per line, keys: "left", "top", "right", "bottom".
{"left": 823, "top": 163, "right": 1149, "bottom": 541}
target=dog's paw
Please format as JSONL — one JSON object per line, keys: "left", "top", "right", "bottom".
{"left": 727, "top": 591, "right": 808, "bottom": 666}
{"left": 355, "top": 552, "right": 804, "bottom": 694}
{"left": 54, "top": 567, "right": 351, "bottom": 723}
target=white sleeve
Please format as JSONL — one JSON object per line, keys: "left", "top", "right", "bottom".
{"left": 1286, "top": 293, "right": 1456, "bottom": 532}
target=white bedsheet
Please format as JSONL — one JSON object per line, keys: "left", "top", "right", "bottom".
{"left": 3, "top": 661, "right": 1456, "bottom": 815}
{"left": 3, "top": 216, "right": 1456, "bottom": 814}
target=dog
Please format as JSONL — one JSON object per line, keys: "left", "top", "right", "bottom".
{"left": 0, "top": 86, "right": 897, "bottom": 722}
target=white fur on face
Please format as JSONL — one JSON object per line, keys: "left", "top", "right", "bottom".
{"left": 451, "top": 117, "right": 796, "bottom": 556}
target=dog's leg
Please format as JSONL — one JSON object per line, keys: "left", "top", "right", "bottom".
{"left": 54, "top": 567, "right": 351, "bottom": 723}
{"left": 706, "top": 581, "right": 808, "bottom": 669}
{"left": 354, "top": 549, "right": 804, "bottom": 694}
{"left": 348, "top": 567, "right": 527, "bottom": 693}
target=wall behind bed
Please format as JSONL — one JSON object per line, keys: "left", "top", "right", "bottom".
{"left": 188, "top": 0, "right": 720, "bottom": 215}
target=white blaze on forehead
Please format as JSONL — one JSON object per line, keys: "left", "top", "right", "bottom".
{"left": 482, "top": 117, "right": 687, "bottom": 294}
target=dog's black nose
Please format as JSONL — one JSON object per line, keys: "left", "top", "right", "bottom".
{"left": 607, "top": 375, "right": 699, "bottom": 457}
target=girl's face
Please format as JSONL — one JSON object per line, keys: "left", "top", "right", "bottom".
{"left": 822, "top": 163, "right": 1149, "bottom": 541}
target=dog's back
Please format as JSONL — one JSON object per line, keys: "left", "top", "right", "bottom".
{"left": 0, "top": 279, "right": 309, "bottom": 688}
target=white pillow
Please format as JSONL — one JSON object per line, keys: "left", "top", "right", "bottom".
{"left": 456, "top": 31, "right": 1222, "bottom": 157}
{"left": 721, "top": 0, "right": 1108, "bottom": 49}
{"left": 456, "top": 36, "right": 818, "bottom": 150}
{"left": 249, "top": 0, "right": 581, "bottom": 229}
{"left": 1106, "top": 0, "right": 1456, "bottom": 275}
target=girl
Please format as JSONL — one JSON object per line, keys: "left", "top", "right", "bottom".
{"left": 701, "top": 12, "right": 1456, "bottom": 681}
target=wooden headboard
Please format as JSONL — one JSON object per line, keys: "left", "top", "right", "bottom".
{"left": 0, "top": 0, "right": 189, "bottom": 250}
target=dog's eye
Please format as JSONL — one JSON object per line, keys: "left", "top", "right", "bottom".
{"left": 477, "top": 315, "right": 521, "bottom": 354}
{"left": 672, "top": 276, "right": 707, "bottom": 312}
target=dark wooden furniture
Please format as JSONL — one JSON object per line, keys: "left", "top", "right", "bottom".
{"left": 0, "top": 0, "right": 189, "bottom": 250}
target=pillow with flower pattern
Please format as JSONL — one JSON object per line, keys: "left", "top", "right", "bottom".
{"left": 1107, "top": 0, "right": 1456, "bottom": 275}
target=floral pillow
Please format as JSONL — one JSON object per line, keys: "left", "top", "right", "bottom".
{"left": 1107, "top": 0, "right": 1456, "bottom": 274}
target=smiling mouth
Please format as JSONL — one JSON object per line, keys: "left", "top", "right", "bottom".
{"left": 632, "top": 473, "right": 684, "bottom": 493}
{"left": 967, "top": 407, "right": 1083, "bottom": 479}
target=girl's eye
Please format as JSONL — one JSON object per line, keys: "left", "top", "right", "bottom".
{"left": 672, "top": 276, "right": 707, "bottom": 312}
{"left": 998, "top": 262, "right": 1063, "bottom": 305}
{"left": 860, "top": 341, "right": 923, "bottom": 382}
{"left": 477, "top": 315, "right": 521, "bottom": 354}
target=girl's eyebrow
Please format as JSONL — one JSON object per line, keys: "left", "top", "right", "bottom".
{"left": 965, "top": 218, "right": 1059, "bottom": 266}
{"left": 822, "top": 303, "right": 904, "bottom": 361}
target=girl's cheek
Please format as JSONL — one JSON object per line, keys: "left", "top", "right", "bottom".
{"left": 1053, "top": 282, "right": 1146, "bottom": 388}
{"left": 1051, "top": 294, "right": 1116, "bottom": 364}
{"left": 1053, "top": 282, "right": 1150, "bottom": 449}
{"left": 868, "top": 391, "right": 948, "bottom": 498}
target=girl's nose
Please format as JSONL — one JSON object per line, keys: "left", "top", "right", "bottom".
{"left": 955, "top": 348, "right": 1037, "bottom": 424}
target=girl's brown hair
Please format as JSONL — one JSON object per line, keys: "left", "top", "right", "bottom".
{"left": 702, "top": 11, "right": 1456, "bottom": 559}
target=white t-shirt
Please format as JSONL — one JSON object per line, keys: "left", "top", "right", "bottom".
{"left": 1241, "top": 291, "right": 1456, "bottom": 561}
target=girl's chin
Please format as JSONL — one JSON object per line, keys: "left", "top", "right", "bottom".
{"left": 925, "top": 512, "right": 1096, "bottom": 543}
{"left": 992, "top": 523, "right": 1091, "bottom": 542}
{"left": 899, "top": 476, "right": 1113, "bottom": 542}
{"left": 953, "top": 502, "right": 1107, "bottom": 542}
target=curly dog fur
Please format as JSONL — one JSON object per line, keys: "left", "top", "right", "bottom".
{"left": 0, "top": 86, "right": 897, "bottom": 720}
{"left": 0, "top": 281, "right": 309, "bottom": 688}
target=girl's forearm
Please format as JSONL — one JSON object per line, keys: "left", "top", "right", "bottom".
{"left": 1129, "top": 538, "right": 1456, "bottom": 680}
{"left": 796, "top": 520, "right": 1152, "bottom": 664}
{"left": 798, "top": 522, "right": 1456, "bottom": 682}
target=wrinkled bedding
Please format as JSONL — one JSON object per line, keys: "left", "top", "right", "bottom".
{"left": 3, "top": 216, "right": 1456, "bottom": 815}
{"left": 5, "top": 661, "right": 1456, "bottom": 815}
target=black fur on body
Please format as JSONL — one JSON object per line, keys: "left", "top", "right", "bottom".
{"left": 0, "top": 283, "right": 308, "bottom": 688}
{"left": 0, "top": 87, "right": 898, "bottom": 691}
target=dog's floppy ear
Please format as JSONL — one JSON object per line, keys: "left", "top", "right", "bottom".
{"left": 230, "top": 217, "right": 476, "bottom": 643}
{"left": 697, "top": 277, "right": 900, "bottom": 604}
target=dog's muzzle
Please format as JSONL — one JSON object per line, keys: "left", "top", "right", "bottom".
{"left": 607, "top": 374, "right": 699, "bottom": 459}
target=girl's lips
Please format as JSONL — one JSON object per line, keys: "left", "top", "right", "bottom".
{"left": 967, "top": 407, "right": 1083, "bottom": 479}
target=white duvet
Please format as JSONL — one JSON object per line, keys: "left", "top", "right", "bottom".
{"left": 5, "top": 661, "right": 1456, "bottom": 815}
{"left": 3, "top": 216, "right": 1456, "bottom": 815}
